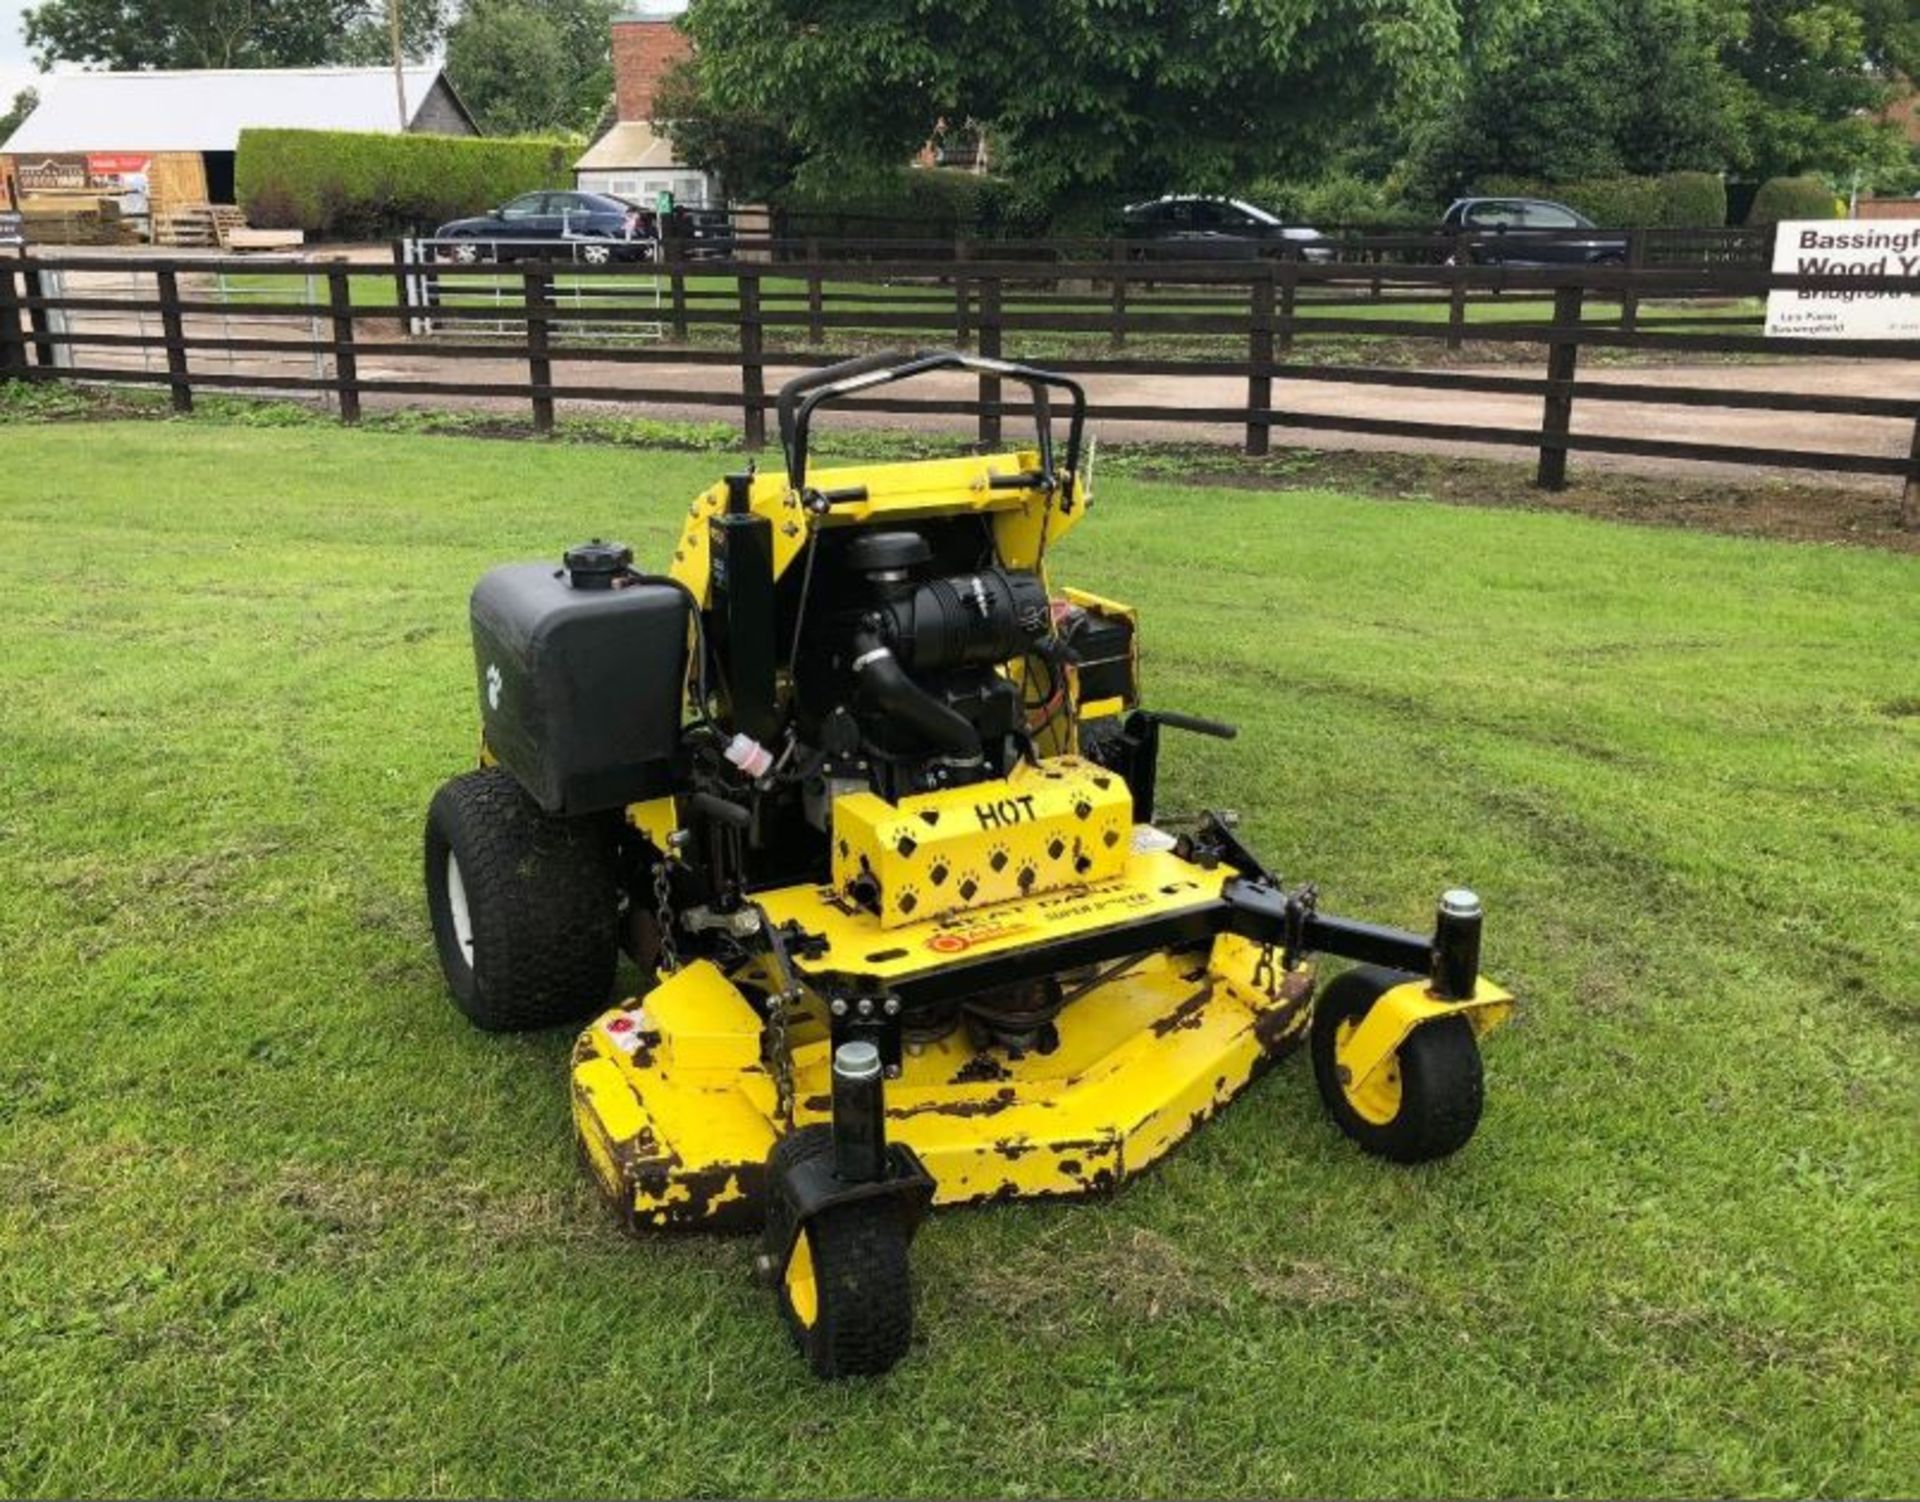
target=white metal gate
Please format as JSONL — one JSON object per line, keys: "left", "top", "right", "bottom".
{"left": 400, "top": 236, "right": 664, "bottom": 341}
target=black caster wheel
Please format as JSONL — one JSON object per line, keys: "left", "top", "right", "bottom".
{"left": 1311, "top": 965, "right": 1484, "bottom": 1163}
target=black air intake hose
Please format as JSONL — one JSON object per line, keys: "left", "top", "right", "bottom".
{"left": 851, "top": 631, "right": 982, "bottom": 763}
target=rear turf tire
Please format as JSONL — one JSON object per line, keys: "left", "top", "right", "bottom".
{"left": 770, "top": 1126, "right": 914, "bottom": 1379}
{"left": 1311, "top": 964, "right": 1484, "bottom": 1163}
{"left": 423, "top": 766, "right": 619, "bottom": 1032}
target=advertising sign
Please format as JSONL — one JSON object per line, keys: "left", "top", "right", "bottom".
{"left": 16, "top": 155, "right": 89, "bottom": 193}
{"left": 1766, "top": 219, "right": 1920, "bottom": 339}
{"left": 0, "top": 210, "right": 23, "bottom": 247}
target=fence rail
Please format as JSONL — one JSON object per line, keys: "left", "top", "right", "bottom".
{"left": 3, "top": 242, "right": 1916, "bottom": 527}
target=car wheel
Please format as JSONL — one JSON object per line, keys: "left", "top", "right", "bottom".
{"left": 448, "top": 240, "right": 485, "bottom": 266}
{"left": 579, "top": 241, "right": 612, "bottom": 266}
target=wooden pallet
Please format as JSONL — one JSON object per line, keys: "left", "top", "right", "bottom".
{"left": 155, "top": 203, "right": 249, "bottom": 248}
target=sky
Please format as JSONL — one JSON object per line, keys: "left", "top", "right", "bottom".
{"left": 1, "top": 0, "right": 39, "bottom": 102}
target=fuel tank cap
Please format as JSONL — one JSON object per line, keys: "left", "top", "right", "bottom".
{"left": 562, "top": 538, "right": 633, "bottom": 590}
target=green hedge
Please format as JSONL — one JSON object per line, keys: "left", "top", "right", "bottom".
{"left": 1745, "top": 175, "right": 1842, "bottom": 227}
{"left": 1474, "top": 172, "right": 1727, "bottom": 227}
{"left": 236, "top": 129, "right": 580, "bottom": 239}
{"left": 775, "top": 167, "right": 1044, "bottom": 239}
{"left": 1246, "top": 174, "right": 1425, "bottom": 227}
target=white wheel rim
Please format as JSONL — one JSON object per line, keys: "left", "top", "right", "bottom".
{"left": 454, "top": 244, "right": 479, "bottom": 263}
{"left": 445, "top": 851, "right": 475, "bottom": 971}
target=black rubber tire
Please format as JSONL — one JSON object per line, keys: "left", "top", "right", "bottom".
{"left": 1310, "top": 964, "right": 1484, "bottom": 1164}
{"left": 770, "top": 1126, "right": 914, "bottom": 1379}
{"left": 423, "top": 766, "right": 619, "bottom": 1032}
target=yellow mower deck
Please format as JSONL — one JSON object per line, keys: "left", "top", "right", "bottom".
{"left": 572, "top": 844, "right": 1317, "bottom": 1231}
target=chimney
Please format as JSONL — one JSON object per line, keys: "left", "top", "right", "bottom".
{"left": 613, "top": 9, "right": 694, "bottom": 123}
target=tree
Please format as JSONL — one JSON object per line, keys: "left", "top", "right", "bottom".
{"left": 444, "top": 0, "right": 616, "bottom": 136}
{"left": 1423, "top": 0, "right": 1734, "bottom": 190}
{"left": 23, "top": 0, "right": 446, "bottom": 69}
{"left": 683, "top": 0, "right": 1462, "bottom": 214}
{"left": 0, "top": 89, "right": 37, "bottom": 144}
{"left": 1718, "top": 0, "right": 1914, "bottom": 180}
{"left": 651, "top": 56, "right": 802, "bottom": 203}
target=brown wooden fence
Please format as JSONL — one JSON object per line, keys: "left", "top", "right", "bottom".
{"left": 3, "top": 241, "right": 1918, "bottom": 527}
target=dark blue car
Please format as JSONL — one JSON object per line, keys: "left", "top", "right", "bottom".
{"left": 434, "top": 191, "right": 657, "bottom": 264}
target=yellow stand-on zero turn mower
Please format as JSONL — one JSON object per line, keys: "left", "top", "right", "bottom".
{"left": 424, "top": 351, "right": 1513, "bottom": 1377}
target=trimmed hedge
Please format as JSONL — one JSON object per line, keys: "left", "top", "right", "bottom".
{"left": 1746, "top": 175, "right": 1842, "bottom": 227}
{"left": 775, "top": 167, "right": 1043, "bottom": 240}
{"left": 236, "top": 129, "right": 580, "bottom": 239}
{"left": 1248, "top": 174, "right": 1425, "bottom": 228}
{"left": 1474, "top": 171, "right": 1727, "bottom": 227}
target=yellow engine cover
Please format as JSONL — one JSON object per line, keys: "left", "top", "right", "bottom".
{"left": 830, "top": 756, "right": 1134, "bottom": 928}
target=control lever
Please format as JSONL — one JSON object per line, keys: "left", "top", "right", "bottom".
{"left": 1143, "top": 709, "right": 1238, "bottom": 741}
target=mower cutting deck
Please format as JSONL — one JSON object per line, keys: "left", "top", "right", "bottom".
{"left": 424, "top": 350, "right": 1514, "bottom": 1378}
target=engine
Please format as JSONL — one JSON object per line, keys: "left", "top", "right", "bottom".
{"left": 792, "top": 529, "right": 1057, "bottom": 806}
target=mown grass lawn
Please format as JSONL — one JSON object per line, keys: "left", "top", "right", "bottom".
{"left": 1, "top": 421, "right": 1915, "bottom": 1498}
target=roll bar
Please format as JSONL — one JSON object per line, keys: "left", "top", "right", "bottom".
{"left": 776, "top": 349, "right": 1088, "bottom": 500}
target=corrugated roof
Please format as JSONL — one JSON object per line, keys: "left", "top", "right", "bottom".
{"left": 574, "top": 120, "right": 683, "bottom": 171}
{"left": 0, "top": 66, "right": 462, "bottom": 154}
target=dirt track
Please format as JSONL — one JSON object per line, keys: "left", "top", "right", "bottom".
{"left": 340, "top": 345, "right": 1914, "bottom": 493}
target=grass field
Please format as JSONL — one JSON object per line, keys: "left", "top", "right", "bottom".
{"left": 2, "top": 422, "right": 1915, "bottom": 1498}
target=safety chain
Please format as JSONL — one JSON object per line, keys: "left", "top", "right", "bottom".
{"left": 765, "top": 992, "right": 796, "bottom": 1130}
{"left": 652, "top": 852, "right": 680, "bottom": 976}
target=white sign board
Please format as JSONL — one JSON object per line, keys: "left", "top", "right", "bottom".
{"left": 1766, "top": 219, "right": 1920, "bottom": 339}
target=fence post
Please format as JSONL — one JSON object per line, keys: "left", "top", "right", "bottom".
{"left": 738, "top": 268, "right": 766, "bottom": 449}
{"left": 954, "top": 235, "right": 972, "bottom": 347}
{"left": 1446, "top": 228, "right": 1468, "bottom": 352}
{"left": 1902, "top": 415, "right": 1920, "bottom": 532}
{"left": 805, "top": 234, "right": 824, "bottom": 344}
{"left": 22, "top": 266, "right": 54, "bottom": 367}
{"left": 524, "top": 265, "right": 554, "bottom": 435}
{"left": 1536, "top": 282, "right": 1583, "bottom": 490}
{"left": 0, "top": 256, "right": 25, "bottom": 378}
{"left": 155, "top": 267, "right": 193, "bottom": 414}
{"left": 1247, "top": 267, "right": 1274, "bottom": 457}
{"left": 666, "top": 226, "right": 689, "bottom": 342}
{"left": 326, "top": 262, "right": 360, "bottom": 425}
{"left": 1621, "top": 228, "right": 1645, "bottom": 332}
{"left": 1278, "top": 255, "right": 1298, "bottom": 356}
{"left": 1109, "top": 241, "right": 1127, "bottom": 349}
{"left": 390, "top": 239, "right": 411, "bottom": 318}
{"left": 977, "top": 275, "right": 1002, "bottom": 447}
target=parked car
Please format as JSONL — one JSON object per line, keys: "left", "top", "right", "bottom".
{"left": 1441, "top": 197, "right": 1629, "bottom": 266}
{"left": 668, "top": 205, "right": 734, "bottom": 261}
{"left": 434, "top": 191, "right": 658, "bottom": 264}
{"left": 1121, "top": 195, "right": 1334, "bottom": 262}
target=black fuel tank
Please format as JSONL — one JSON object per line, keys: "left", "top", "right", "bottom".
{"left": 470, "top": 563, "right": 689, "bottom": 815}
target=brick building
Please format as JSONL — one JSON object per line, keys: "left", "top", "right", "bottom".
{"left": 574, "top": 3, "right": 716, "bottom": 209}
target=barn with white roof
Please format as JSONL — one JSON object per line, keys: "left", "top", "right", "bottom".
{"left": 0, "top": 66, "right": 475, "bottom": 236}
